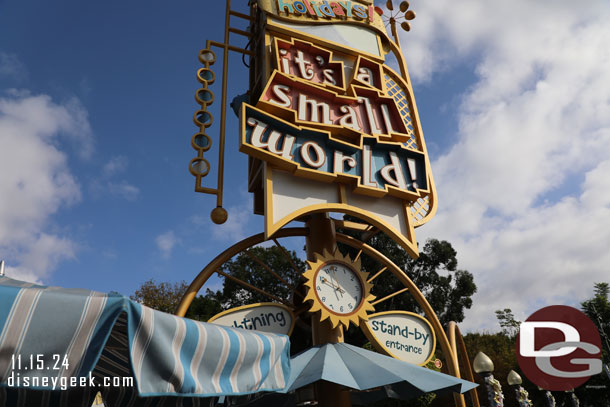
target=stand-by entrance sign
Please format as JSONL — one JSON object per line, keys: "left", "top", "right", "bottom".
{"left": 362, "top": 311, "right": 436, "bottom": 365}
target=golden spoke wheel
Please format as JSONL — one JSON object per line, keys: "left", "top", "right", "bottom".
{"left": 175, "top": 220, "right": 471, "bottom": 406}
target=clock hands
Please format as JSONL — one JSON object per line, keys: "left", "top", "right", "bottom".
{"left": 320, "top": 276, "right": 345, "bottom": 295}
{"left": 321, "top": 276, "right": 340, "bottom": 301}
{"left": 331, "top": 269, "right": 344, "bottom": 298}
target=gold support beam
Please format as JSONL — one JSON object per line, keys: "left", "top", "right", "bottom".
{"left": 175, "top": 228, "right": 308, "bottom": 317}
{"left": 244, "top": 249, "right": 303, "bottom": 298}
{"left": 367, "top": 266, "right": 387, "bottom": 283}
{"left": 371, "top": 287, "right": 409, "bottom": 307}
{"left": 215, "top": 268, "right": 293, "bottom": 307}
{"left": 272, "top": 238, "right": 305, "bottom": 279}
{"left": 229, "top": 10, "right": 253, "bottom": 21}
{"left": 229, "top": 27, "right": 252, "bottom": 38}
{"left": 448, "top": 322, "right": 481, "bottom": 407}
{"left": 209, "top": 41, "right": 253, "bottom": 56}
{"left": 306, "top": 214, "right": 351, "bottom": 407}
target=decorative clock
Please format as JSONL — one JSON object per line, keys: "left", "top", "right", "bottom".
{"left": 303, "top": 249, "right": 375, "bottom": 329}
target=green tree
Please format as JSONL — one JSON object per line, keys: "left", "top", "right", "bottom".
{"left": 495, "top": 308, "right": 521, "bottom": 338}
{"left": 208, "top": 245, "right": 306, "bottom": 308}
{"left": 581, "top": 282, "right": 610, "bottom": 357}
{"left": 131, "top": 279, "right": 190, "bottom": 314}
{"left": 339, "top": 226, "right": 477, "bottom": 327}
{"left": 578, "top": 282, "right": 610, "bottom": 406}
{"left": 186, "top": 295, "right": 223, "bottom": 321}
{"left": 130, "top": 278, "right": 222, "bottom": 321}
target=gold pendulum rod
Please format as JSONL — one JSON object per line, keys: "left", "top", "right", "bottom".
{"left": 192, "top": 0, "right": 253, "bottom": 224}
{"left": 214, "top": 0, "right": 232, "bottom": 217}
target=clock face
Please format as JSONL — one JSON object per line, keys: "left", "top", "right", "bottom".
{"left": 314, "top": 262, "right": 363, "bottom": 315}
{"left": 303, "top": 249, "right": 375, "bottom": 329}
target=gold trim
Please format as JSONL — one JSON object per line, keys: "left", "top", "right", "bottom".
{"left": 448, "top": 322, "right": 480, "bottom": 407}
{"left": 337, "top": 184, "right": 347, "bottom": 204}
{"left": 264, "top": 165, "right": 419, "bottom": 258}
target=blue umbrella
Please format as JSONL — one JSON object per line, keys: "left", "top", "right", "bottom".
{"left": 280, "top": 342, "right": 477, "bottom": 397}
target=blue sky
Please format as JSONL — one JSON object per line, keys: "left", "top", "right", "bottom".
{"left": 1, "top": 0, "right": 609, "bottom": 331}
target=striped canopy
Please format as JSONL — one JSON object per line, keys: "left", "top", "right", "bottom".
{"left": 0, "top": 276, "right": 290, "bottom": 406}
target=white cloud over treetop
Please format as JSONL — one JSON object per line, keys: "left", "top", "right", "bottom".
{"left": 0, "top": 91, "right": 92, "bottom": 282}
{"left": 402, "top": 0, "right": 610, "bottom": 330}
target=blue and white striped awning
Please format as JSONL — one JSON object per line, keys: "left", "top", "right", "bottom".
{"left": 0, "top": 276, "right": 290, "bottom": 406}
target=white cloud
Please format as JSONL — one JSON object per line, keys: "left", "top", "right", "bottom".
{"left": 90, "top": 155, "right": 140, "bottom": 201}
{"left": 190, "top": 191, "right": 259, "bottom": 244}
{"left": 399, "top": 0, "right": 610, "bottom": 331}
{"left": 0, "top": 91, "right": 92, "bottom": 282}
{"left": 211, "top": 203, "right": 257, "bottom": 243}
{"left": 107, "top": 181, "right": 140, "bottom": 201}
{"left": 155, "top": 231, "right": 180, "bottom": 259}
{"left": 102, "top": 155, "right": 129, "bottom": 177}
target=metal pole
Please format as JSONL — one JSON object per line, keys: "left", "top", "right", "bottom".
{"left": 511, "top": 385, "right": 532, "bottom": 407}
{"left": 541, "top": 389, "right": 556, "bottom": 407}
{"left": 305, "top": 214, "right": 351, "bottom": 407}
{"left": 566, "top": 391, "right": 580, "bottom": 407}
{"left": 0, "top": 260, "right": 5, "bottom": 276}
{"left": 480, "top": 373, "right": 504, "bottom": 407}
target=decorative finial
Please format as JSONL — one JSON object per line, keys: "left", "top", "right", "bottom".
{"left": 380, "top": 1, "right": 417, "bottom": 33}
{"left": 507, "top": 370, "right": 523, "bottom": 386}
{"left": 473, "top": 351, "right": 495, "bottom": 374}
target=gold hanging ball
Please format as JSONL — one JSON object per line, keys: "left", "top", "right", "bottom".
{"left": 399, "top": 1, "right": 409, "bottom": 12}
{"left": 405, "top": 10, "right": 416, "bottom": 20}
{"left": 401, "top": 21, "right": 411, "bottom": 32}
{"left": 386, "top": 0, "right": 394, "bottom": 11}
{"left": 211, "top": 207, "right": 228, "bottom": 224}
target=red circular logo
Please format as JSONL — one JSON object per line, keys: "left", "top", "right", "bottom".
{"left": 516, "top": 305, "right": 602, "bottom": 391}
